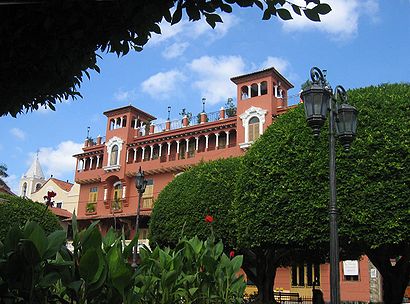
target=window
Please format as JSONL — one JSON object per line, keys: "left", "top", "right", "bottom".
{"left": 89, "top": 187, "right": 98, "bottom": 203}
{"left": 35, "top": 183, "right": 42, "bottom": 192}
{"left": 248, "top": 117, "right": 260, "bottom": 142}
{"left": 343, "top": 260, "right": 359, "bottom": 281}
{"left": 142, "top": 179, "right": 154, "bottom": 208}
{"left": 261, "top": 81, "right": 268, "bottom": 95}
{"left": 110, "top": 145, "right": 118, "bottom": 165}
{"left": 251, "top": 83, "right": 258, "bottom": 97}
{"left": 56, "top": 202, "right": 62, "bottom": 208}
{"left": 22, "top": 182, "right": 27, "bottom": 197}
{"left": 241, "top": 86, "right": 249, "bottom": 100}
{"left": 112, "top": 184, "right": 122, "bottom": 210}
{"left": 292, "top": 263, "right": 320, "bottom": 287}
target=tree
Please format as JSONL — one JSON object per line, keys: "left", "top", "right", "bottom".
{"left": 149, "top": 157, "right": 241, "bottom": 247}
{"left": 0, "top": 193, "right": 62, "bottom": 241}
{"left": 235, "top": 83, "right": 410, "bottom": 304}
{"left": 0, "top": 0, "right": 331, "bottom": 117}
{"left": 0, "top": 164, "right": 9, "bottom": 188}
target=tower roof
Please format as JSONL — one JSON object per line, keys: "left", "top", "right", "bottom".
{"left": 24, "top": 157, "right": 45, "bottom": 180}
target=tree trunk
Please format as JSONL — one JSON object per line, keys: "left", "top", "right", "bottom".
{"left": 366, "top": 246, "right": 410, "bottom": 304}
{"left": 242, "top": 248, "right": 289, "bottom": 304}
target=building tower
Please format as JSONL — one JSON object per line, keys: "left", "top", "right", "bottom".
{"left": 19, "top": 155, "right": 46, "bottom": 198}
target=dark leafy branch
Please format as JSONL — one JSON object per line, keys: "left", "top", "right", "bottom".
{"left": 0, "top": 0, "right": 330, "bottom": 117}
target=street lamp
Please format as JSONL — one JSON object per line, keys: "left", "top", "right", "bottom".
{"left": 132, "top": 166, "right": 148, "bottom": 269}
{"left": 301, "top": 67, "right": 358, "bottom": 304}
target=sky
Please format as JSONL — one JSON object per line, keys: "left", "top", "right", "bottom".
{"left": 1, "top": 0, "right": 409, "bottom": 194}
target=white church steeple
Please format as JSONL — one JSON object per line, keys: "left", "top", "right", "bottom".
{"left": 19, "top": 152, "right": 46, "bottom": 198}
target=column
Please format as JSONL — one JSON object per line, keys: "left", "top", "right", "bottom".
{"left": 96, "top": 156, "right": 100, "bottom": 168}
{"left": 185, "top": 138, "right": 189, "bottom": 153}
{"left": 257, "top": 83, "right": 261, "bottom": 96}
{"left": 104, "top": 188, "right": 107, "bottom": 201}
{"left": 205, "top": 135, "right": 209, "bottom": 150}
{"left": 274, "top": 85, "right": 278, "bottom": 97}
{"left": 120, "top": 117, "right": 123, "bottom": 128}
{"left": 226, "top": 131, "right": 230, "bottom": 147}
{"left": 133, "top": 148, "right": 137, "bottom": 162}
{"left": 89, "top": 156, "right": 93, "bottom": 169}
{"left": 77, "top": 159, "right": 81, "bottom": 171}
{"left": 195, "top": 137, "right": 199, "bottom": 151}
{"left": 167, "top": 142, "right": 171, "bottom": 156}
{"left": 247, "top": 85, "right": 251, "bottom": 97}
{"left": 126, "top": 150, "right": 129, "bottom": 163}
{"left": 122, "top": 186, "right": 126, "bottom": 199}
{"left": 176, "top": 141, "right": 180, "bottom": 154}
{"left": 159, "top": 143, "right": 162, "bottom": 157}
{"left": 82, "top": 158, "right": 85, "bottom": 170}
{"left": 216, "top": 133, "right": 220, "bottom": 148}
{"left": 150, "top": 145, "right": 153, "bottom": 160}
{"left": 142, "top": 147, "right": 145, "bottom": 160}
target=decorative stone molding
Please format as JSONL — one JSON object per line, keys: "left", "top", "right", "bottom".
{"left": 239, "top": 106, "right": 267, "bottom": 149}
{"left": 104, "top": 136, "right": 124, "bottom": 171}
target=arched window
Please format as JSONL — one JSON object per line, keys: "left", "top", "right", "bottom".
{"left": 251, "top": 83, "right": 258, "bottom": 97}
{"left": 122, "top": 116, "right": 127, "bottom": 127}
{"left": 22, "top": 182, "right": 27, "bottom": 197}
{"left": 261, "top": 81, "right": 268, "bottom": 95}
{"left": 248, "top": 117, "right": 260, "bottom": 142}
{"left": 110, "top": 119, "right": 115, "bottom": 130}
{"left": 35, "top": 183, "right": 42, "bottom": 192}
{"left": 110, "top": 145, "right": 119, "bottom": 165}
{"left": 241, "top": 86, "right": 249, "bottom": 100}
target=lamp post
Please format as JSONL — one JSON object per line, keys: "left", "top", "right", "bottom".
{"left": 301, "top": 67, "right": 358, "bottom": 304}
{"left": 132, "top": 166, "right": 147, "bottom": 269}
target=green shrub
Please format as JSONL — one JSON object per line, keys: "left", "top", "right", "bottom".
{"left": 0, "top": 193, "right": 62, "bottom": 241}
{"left": 150, "top": 157, "right": 242, "bottom": 248}
{"left": 0, "top": 217, "right": 246, "bottom": 304}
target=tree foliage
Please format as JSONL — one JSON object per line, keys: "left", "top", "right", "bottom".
{"left": 0, "top": 0, "right": 330, "bottom": 117}
{"left": 0, "top": 193, "right": 62, "bottom": 241}
{"left": 235, "top": 83, "right": 410, "bottom": 303}
{"left": 149, "top": 157, "right": 241, "bottom": 248}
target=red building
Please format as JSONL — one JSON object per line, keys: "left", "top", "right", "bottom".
{"left": 73, "top": 67, "right": 381, "bottom": 302}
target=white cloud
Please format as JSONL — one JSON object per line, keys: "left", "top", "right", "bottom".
{"left": 114, "top": 88, "right": 137, "bottom": 102}
{"left": 188, "top": 55, "right": 246, "bottom": 105}
{"left": 29, "top": 141, "right": 83, "bottom": 179}
{"left": 141, "top": 70, "right": 186, "bottom": 99}
{"left": 149, "top": 13, "right": 239, "bottom": 46}
{"left": 162, "top": 42, "right": 190, "bottom": 59}
{"left": 10, "top": 128, "right": 26, "bottom": 140}
{"left": 281, "top": 0, "right": 379, "bottom": 41}
{"left": 260, "top": 57, "right": 290, "bottom": 74}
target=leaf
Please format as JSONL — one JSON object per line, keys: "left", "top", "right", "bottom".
{"left": 24, "top": 221, "right": 47, "bottom": 258}
{"left": 39, "top": 272, "right": 60, "bottom": 287}
{"left": 291, "top": 4, "right": 302, "bottom": 16}
{"left": 80, "top": 248, "right": 104, "bottom": 285}
{"left": 262, "top": 9, "right": 272, "bottom": 20}
{"left": 44, "top": 230, "right": 66, "bottom": 259}
{"left": 304, "top": 8, "right": 321, "bottom": 22}
{"left": 171, "top": 5, "right": 182, "bottom": 25}
{"left": 315, "top": 3, "right": 332, "bottom": 15}
{"left": 277, "top": 8, "right": 293, "bottom": 21}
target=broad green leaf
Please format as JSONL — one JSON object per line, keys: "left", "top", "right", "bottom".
{"left": 79, "top": 248, "right": 104, "bottom": 285}
{"left": 277, "top": 8, "right": 292, "bottom": 20}
{"left": 316, "top": 3, "right": 332, "bottom": 15}
{"left": 45, "top": 230, "right": 66, "bottom": 259}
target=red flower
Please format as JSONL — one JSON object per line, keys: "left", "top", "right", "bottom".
{"left": 47, "top": 191, "right": 57, "bottom": 199}
{"left": 229, "top": 251, "right": 235, "bottom": 258}
{"left": 204, "top": 215, "right": 214, "bottom": 223}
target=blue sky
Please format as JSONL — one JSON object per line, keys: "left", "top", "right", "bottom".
{"left": 1, "top": 0, "right": 409, "bottom": 194}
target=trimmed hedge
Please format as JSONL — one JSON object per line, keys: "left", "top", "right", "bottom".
{"left": 149, "top": 157, "right": 242, "bottom": 247}
{"left": 0, "top": 193, "right": 62, "bottom": 241}
{"left": 234, "top": 83, "right": 410, "bottom": 251}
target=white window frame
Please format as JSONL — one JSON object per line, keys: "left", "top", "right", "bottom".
{"left": 104, "top": 136, "right": 124, "bottom": 171}
{"left": 239, "top": 106, "right": 267, "bottom": 149}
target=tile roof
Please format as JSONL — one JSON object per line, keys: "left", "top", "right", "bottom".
{"left": 50, "top": 207, "right": 72, "bottom": 218}
{"left": 50, "top": 178, "right": 74, "bottom": 192}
